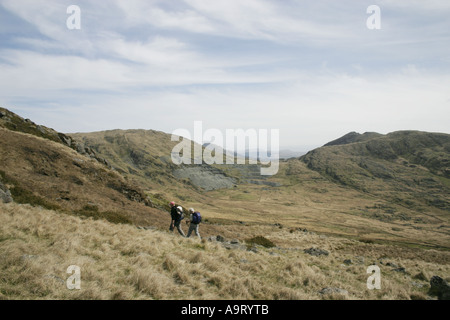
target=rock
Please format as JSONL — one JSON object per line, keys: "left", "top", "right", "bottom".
{"left": 248, "top": 246, "right": 258, "bottom": 253}
{"left": 386, "top": 262, "right": 399, "bottom": 268}
{"left": 0, "top": 181, "right": 13, "bottom": 204}
{"left": 0, "top": 189, "right": 13, "bottom": 203}
{"left": 413, "top": 271, "right": 429, "bottom": 282}
{"left": 20, "top": 254, "right": 38, "bottom": 261}
{"left": 355, "top": 256, "right": 365, "bottom": 264}
{"left": 343, "top": 259, "right": 353, "bottom": 265}
{"left": 429, "top": 276, "right": 450, "bottom": 300}
{"left": 319, "top": 287, "right": 348, "bottom": 296}
{"left": 411, "top": 281, "right": 424, "bottom": 289}
{"left": 230, "top": 239, "right": 240, "bottom": 244}
{"left": 44, "top": 274, "right": 65, "bottom": 285}
{"left": 173, "top": 165, "right": 236, "bottom": 191}
{"left": 216, "top": 235, "right": 225, "bottom": 242}
{"left": 304, "top": 247, "right": 329, "bottom": 257}
{"left": 392, "top": 267, "right": 407, "bottom": 274}
{"left": 223, "top": 243, "right": 245, "bottom": 251}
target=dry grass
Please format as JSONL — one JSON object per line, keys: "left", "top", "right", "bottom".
{"left": 1, "top": 202, "right": 448, "bottom": 300}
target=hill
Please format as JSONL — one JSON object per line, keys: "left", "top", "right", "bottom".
{"left": 2, "top": 200, "right": 449, "bottom": 300}
{"left": 302, "top": 131, "right": 450, "bottom": 213}
{"left": 324, "top": 132, "right": 383, "bottom": 147}
{"left": 0, "top": 108, "right": 162, "bottom": 227}
{"left": 1, "top": 108, "right": 449, "bottom": 301}
{"left": 71, "top": 125, "right": 450, "bottom": 250}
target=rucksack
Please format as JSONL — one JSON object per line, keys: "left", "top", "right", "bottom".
{"left": 192, "top": 211, "right": 202, "bottom": 224}
{"left": 176, "top": 206, "right": 185, "bottom": 220}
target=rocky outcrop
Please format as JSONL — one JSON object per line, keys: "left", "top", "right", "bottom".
{"left": 429, "top": 276, "right": 450, "bottom": 300}
{"left": 173, "top": 165, "right": 236, "bottom": 191}
{"left": 0, "top": 108, "right": 110, "bottom": 168}
{"left": 0, "top": 180, "right": 13, "bottom": 203}
{"left": 304, "top": 247, "right": 329, "bottom": 257}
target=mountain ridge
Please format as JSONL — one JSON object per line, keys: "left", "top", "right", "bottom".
{"left": 1, "top": 107, "right": 449, "bottom": 250}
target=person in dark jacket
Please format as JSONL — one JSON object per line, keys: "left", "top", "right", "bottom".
{"left": 169, "top": 201, "right": 186, "bottom": 237}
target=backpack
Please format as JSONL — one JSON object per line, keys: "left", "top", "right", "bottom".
{"left": 192, "top": 211, "right": 202, "bottom": 224}
{"left": 176, "top": 206, "right": 185, "bottom": 220}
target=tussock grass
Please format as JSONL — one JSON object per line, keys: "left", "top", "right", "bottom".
{"left": 1, "top": 202, "right": 449, "bottom": 300}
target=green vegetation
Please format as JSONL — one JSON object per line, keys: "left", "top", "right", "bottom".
{"left": 245, "top": 236, "right": 276, "bottom": 248}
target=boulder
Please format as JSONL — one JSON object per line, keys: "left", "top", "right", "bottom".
{"left": 392, "top": 267, "right": 407, "bottom": 274}
{"left": 247, "top": 246, "right": 258, "bottom": 253}
{"left": 0, "top": 181, "right": 13, "bottom": 203}
{"left": 429, "top": 276, "right": 450, "bottom": 300}
{"left": 304, "top": 247, "right": 329, "bottom": 257}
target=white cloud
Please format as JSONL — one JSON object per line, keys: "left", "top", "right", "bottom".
{"left": 0, "top": 0, "right": 449, "bottom": 151}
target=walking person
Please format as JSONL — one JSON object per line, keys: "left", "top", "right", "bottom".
{"left": 169, "top": 201, "right": 186, "bottom": 237}
{"left": 186, "top": 208, "right": 201, "bottom": 240}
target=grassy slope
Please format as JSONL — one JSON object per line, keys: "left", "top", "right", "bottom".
{"left": 1, "top": 201, "right": 448, "bottom": 300}
{"left": 0, "top": 128, "right": 164, "bottom": 228}
{"left": 1, "top": 108, "right": 449, "bottom": 299}
{"left": 71, "top": 129, "right": 450, "bottom": 250}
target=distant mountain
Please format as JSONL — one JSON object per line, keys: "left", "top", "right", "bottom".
{"left": 324, "top": 131, "right": 383, "bottom": 147}
{"left": 279, "top": 149, "right": 306, "bottom": 159}
{"left": 302, "top": 130, "right": 450, "bottom": 212}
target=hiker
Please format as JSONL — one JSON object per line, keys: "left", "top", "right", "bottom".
{"left": 169, "top": 201, "right": 186, "bottom": 237}
{"left": 186, "top": 208, "right": 201, "bottom": 240}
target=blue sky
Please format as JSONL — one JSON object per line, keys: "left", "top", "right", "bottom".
{"left": 0, "top": 0, "right": 449, "bottom": 151}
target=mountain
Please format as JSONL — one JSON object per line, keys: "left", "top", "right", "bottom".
{"left": 324, "top": 131, "right": 383, "bottom": 147}
{"left": 0, "top": 108, "right": 164, "bottom": 227}
{"left": 70, "top": 124, "right": 450, "bottom": 248}
{"left": 301, "top": 130, "right": 450, "bottom": 220}
{"left": 70, "top": 130, "right": 241, "bottom": 194}
{"left": 1, "top": 107, "right": 450, "bottom": 300}
{"left": 71, "top": 131, "right": 279, "bottom": 194}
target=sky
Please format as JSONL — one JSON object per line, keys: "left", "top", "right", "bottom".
{"left": 0, "top": 0, "right": 449, "bottom": 152}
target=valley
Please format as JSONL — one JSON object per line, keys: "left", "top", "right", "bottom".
{"left": 1, "top": 107, "right": 449, "bottom": 300}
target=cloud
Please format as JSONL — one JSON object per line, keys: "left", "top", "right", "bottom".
{"left": 0, "top": 0, "right": 449, "bottom": 151}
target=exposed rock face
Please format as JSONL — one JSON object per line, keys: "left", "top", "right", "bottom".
{"left": 173, "top": 165, "right": 236, "bottom": 191}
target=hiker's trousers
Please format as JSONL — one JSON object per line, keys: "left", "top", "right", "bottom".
{"left": 187, "top": 223, "right": 201, "bottom": 240}
{"left": 170, "top": 219, "right": 186, "bottom": 237}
